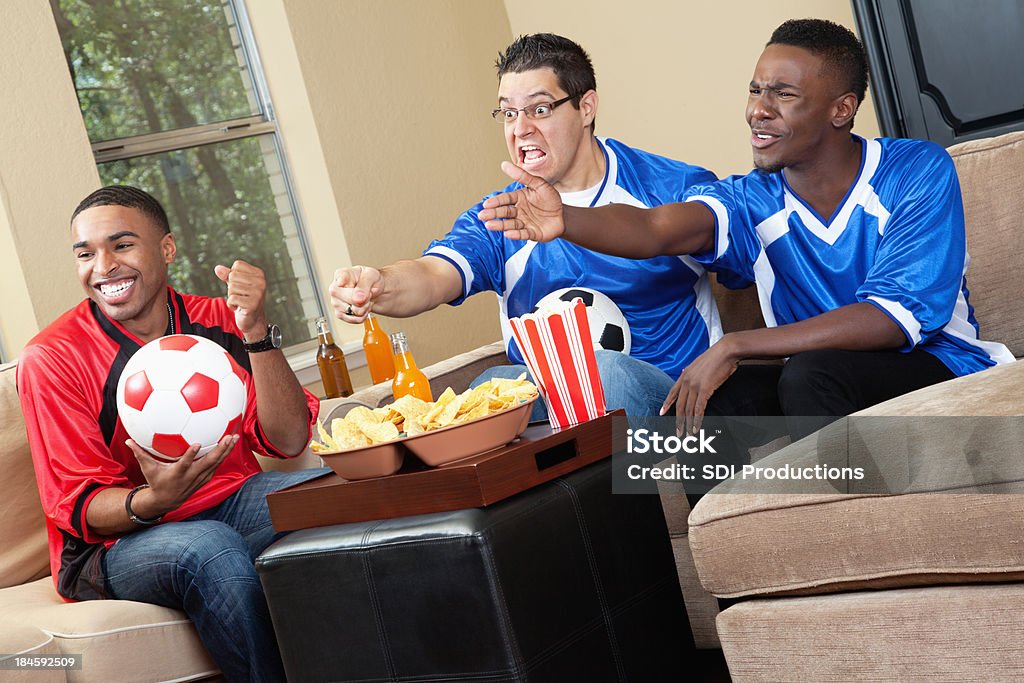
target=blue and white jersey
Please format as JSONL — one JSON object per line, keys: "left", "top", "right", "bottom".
{"left": 687, "top": 135, "right": 1013, "bottom": 376}
{"left": 425, "top": 137, "right": 721, "bottom": 379}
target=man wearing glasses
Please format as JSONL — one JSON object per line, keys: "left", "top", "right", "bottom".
{"left": 330, "top": 33, "right": 718, "bottom": 419}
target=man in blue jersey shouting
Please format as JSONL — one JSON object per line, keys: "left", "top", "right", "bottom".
{"left": 330, "top": 33, "right": 722, "bottom": 420}
{"left": 480, "top": 19, "right": 1013, "bottom": 439}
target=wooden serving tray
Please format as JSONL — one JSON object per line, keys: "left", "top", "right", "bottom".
{"left": 267, "top": 410, "right": 623, "bottom": 531}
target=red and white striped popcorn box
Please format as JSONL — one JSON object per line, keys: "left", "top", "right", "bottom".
{"left": 509, "top": 297, "right": 607, "bottom": 429}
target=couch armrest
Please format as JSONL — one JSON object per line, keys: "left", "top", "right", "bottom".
{"left": 349, "top": 340, "right": 508, "bottom": 408}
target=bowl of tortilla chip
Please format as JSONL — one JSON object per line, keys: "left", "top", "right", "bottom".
{"left": 308, "top": 377, "right": 539, "bottom": 475}
{"left": 402, "top": 397, "right": 536, "bottom": 466}
{"left": 309, "top": 403, "right": 406, "bottom": 480}
{"left": 400, "top": 377, "right": 538, "bottom": 466}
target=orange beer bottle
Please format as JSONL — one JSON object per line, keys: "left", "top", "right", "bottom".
{"left": 315, "top": 317, "right": 353, "bottom": 398}
{"left": 390, "top": 332, "right": 433, "bottom": 402}
{"left": 362, "top": 313, "right": 395, "bottom": 384}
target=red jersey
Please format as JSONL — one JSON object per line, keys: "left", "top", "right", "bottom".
{"left": 17, "top": 288, "right": 319, "bottom": 601}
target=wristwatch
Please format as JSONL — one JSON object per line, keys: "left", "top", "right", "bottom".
{"left": 244, "top": 324, "right": 282, "bottom": 353}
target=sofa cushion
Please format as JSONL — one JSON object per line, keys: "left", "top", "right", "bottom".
{"left": 689, "top": 361, "right": 1024, "bottom": 599}
{"left": 691, "top": 489, "right": 1024, "bottom": 598}
{"left": 716, "top": 584, "right": 1024, "bottom": 682}
{"left": 0, "top": 620, "right": 65, "bottom": 683}
{"left": 856, "top": 356, "right": 1024, "bottom": 416}
{"left": 0, "top": 361, "right": 49, "bottom": 588}
{"left": 0, "top": 578, "right": 217, "bottom": 683}
{"left": 255, "top": 447, "right": 324, "bottom": 473}
{"left": 948, "top": 130, "right": 1024, "bottom": 356}
{"left": 709, "top": 274, "right": 764, "bottom": 334}
{"left": 0, "top": 619, "right": 60, "bottom": 655}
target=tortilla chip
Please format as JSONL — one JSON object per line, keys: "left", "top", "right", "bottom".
{"left": 437, "top": 393, "right": 468, "bottom": 427}
{"left": 361, "top": 420, "right": 400, "bottom": 444}
{"left": 333, "top": 417, "right": 370, "bottom": 450}
{"left": 387, "top": 394, "right": 431, "bottom": 426}
{"left": 454, "top": 401, "right": 490, "bottom": 423}
{"left": 420, "top": 387, "right": 457, "bottom": 427}
{"left": 345, "top": 405, "right": 382, "bottom": 425}
{"left": 316, "top": 419, "right": 338, "bottom": 450}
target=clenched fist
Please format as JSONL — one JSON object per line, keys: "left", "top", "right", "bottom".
{"left": 214, "top": 260, "right": 267, "bottom": 340}
{"left": 330, "top": 265, "right": 384, "bottom": 323}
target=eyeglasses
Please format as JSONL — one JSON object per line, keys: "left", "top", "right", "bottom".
{"left": 491, "top": 95, "right": 577, "bottom": 123}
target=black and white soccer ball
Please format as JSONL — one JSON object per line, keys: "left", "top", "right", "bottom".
{"left": 531, "top": 287, "right": 631, "bottom": 354}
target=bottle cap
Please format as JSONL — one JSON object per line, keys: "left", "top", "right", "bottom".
{"left": 390, "top": 331, "right": 408, "bottom": 354}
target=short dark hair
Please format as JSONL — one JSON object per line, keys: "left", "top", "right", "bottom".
{"left": 768, "top": 18, "right": 869, "bottom": 104}
{"left": 496, "top": 33, "right": 597, "bottom": 128}
{"left": 71, "top": 185, "right": 171, "bottom": 235}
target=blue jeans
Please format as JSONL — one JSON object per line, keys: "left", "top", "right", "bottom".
{"left": 104, "top": 467, "right": 330, "bottom": 683}
{"left": 471, "top": 350, "right": 675, "bottom": 425}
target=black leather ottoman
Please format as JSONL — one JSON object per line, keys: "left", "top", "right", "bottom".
{"left": 256, "top": 458, "right": 692, "bottom": 681}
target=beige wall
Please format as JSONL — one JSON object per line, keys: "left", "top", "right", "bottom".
{"left": 273, "top": 0, "right": 511, "bottom": 372}
{"left": 0, "top": 0, "right": 880, "bottom": 370}
{"left": 503, "top": 0, "right": 880, "bottom": 178}
{"left": 244, "top": 0, "right": 355, "bottom": 348}
{"left": 0, "top": 2, "right": 98, "bottom": 357}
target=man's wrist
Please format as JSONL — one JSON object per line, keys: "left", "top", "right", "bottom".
{"left": 242, "top": 321, "right": 270, "bottom": 344}
{"left": 376, "top": 267, "right": 392, "bottom": 302}
{"left": 562, "top": 206, "right": 578, "bottom": 240}
{"left": 719, "top": 331, "right": 747, "bottom": 363}
{"left": 244, "top": 323, "right": 282, "bottom": 352}
{"left": 125, "top": 485, "right": 164, "bottom": 526}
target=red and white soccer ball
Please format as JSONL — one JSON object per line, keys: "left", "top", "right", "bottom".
{"left": 116, "top": 334, "right": 247, "bottom": 461}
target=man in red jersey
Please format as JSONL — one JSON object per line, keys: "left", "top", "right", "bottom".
{"left": 18, "top": 185, "right": 326, "bottom": 682}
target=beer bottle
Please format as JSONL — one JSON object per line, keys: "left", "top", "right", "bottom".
{"left": 362, "top": 313, "right": 396, "bottom": 384}
{"left": 315, "top": 317, "right": 353, "bottom": 398}
{"left": 390, "top": 332, "right": 433, "bottom": 402}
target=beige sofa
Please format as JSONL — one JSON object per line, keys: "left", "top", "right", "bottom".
{"left": 0, "top": 359, "right": 211, "bottom": 682}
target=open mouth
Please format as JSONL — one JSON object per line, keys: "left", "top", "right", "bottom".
{"left": 519, "top": 145, "right": 547, "bottom": 167}
{"left": 751, "top": 130, "right": 782, "bottom": 149}
{"left": 96, "top": 277, "right": 137, "bottom": 301}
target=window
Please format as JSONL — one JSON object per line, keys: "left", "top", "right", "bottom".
{"left": 52, "top": 0, "right": 321, "bottom": 348}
